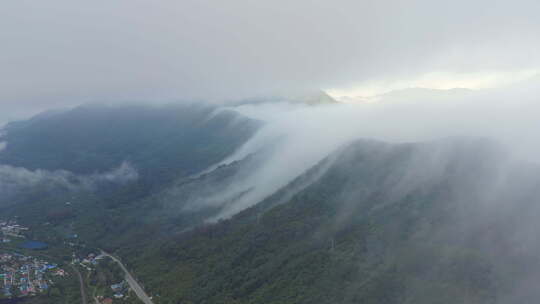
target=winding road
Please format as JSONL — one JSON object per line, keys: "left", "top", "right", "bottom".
{"left": 100, "top": 251, "right": 154, "bottom": 304}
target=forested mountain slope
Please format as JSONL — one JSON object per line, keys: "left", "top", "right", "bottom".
{"left": 119, "top": 138, "right": 540, "bottom": 304}
{"left": 3, "top": 105, "right": 540, "bottom": 304}
{"left": 0, "top": 103, "right": 259, "bottom": 184}
{"left": 0, "top": 103, "right": 260, "bottom": 243}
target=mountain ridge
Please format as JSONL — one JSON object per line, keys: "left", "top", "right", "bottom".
{"left": 2, "top": 106, "right": 540, "bottom": 304}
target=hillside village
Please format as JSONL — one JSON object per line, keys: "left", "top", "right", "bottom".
{"left": 0, "top": 251, "right": 67, "bottom": 298}
{"left": 0, "top": 218, "right": 64, "bottom": 299}
{"left": 1, "top": 216, "right": 136, "bottom": 303}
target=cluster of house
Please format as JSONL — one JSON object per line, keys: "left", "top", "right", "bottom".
{"left": 110, "top": 280, "right": 128, "bottom": 299}
{"left": 72, "top": 252, "right": 106, "bottom": 271}
{"left": 93, "top": 280, "right": 127, "bottom": 304}
{"left": 0, "top": 252, "right": 66, "bottom": 298}
{"left": 0, "top": 219, "right": 29, "bottom": 242}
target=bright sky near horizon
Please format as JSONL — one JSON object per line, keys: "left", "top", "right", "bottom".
{"left": 326, "top": 69, "right": 540, "bottom": 99}
{"left": 1, "top": 0, "right": 539, "bottom": 123}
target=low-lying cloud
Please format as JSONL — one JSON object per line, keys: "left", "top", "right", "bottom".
{"left": 0, "top": 161, "right": 138, "bottom": 205}
{"left": 183, "top": 78, "right": 540, "bottom": 220}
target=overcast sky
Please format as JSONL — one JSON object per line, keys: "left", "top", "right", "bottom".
{"left": 1, "top": 0, "right": 539, "bottom": 124}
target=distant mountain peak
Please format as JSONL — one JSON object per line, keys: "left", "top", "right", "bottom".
{"left": 285, "top": 90, "right": 339, "bottom": 105}
{"left": 233, "top": 90, "right": 339, "bottom": 106}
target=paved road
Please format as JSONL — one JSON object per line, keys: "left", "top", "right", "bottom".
{"left": 70, "top": 265, "right": 88, "bottom": 304}
{"left": 101, "top": 251, "right": 154, "bottom": 304}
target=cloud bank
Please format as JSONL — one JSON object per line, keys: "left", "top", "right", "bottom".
{"left": 0, "top": 162, "right": 138, "bottom": 205}
{"left": 183, "top": 78, "right": 540, "bottom": 220}
{"left": 1, "top": 0, "right": 539, "bottom": 124}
